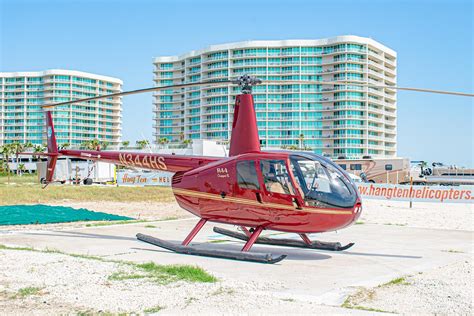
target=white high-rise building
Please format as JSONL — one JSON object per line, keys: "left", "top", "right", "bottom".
{"left": 153, "top": 35, "right": 397, "bottom": 159}
{"left": 0, "top": 69, "right": 122, "bottom": 148}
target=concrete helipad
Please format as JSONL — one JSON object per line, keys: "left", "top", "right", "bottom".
{"left": 0, "top": 217, "right": 471, "bottom": 305}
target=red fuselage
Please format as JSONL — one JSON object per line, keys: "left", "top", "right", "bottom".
{"left": 172, "top": 151, "right": 362, "bottom": 233}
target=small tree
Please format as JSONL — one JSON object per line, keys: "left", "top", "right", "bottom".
{"left": 0, "top": 144, "right": 14, "bottom": 183}
{"left": 101, "top": 141, "right": 109, "bottom": 150}
{"left": 10, "top": 142, "right": 25, "bottom": 175}
{"left": 80, "top": 141, "right": 90, "bottom": 150}
{"left": 60, "top": 143, "right": 70, "bottom": 150}
{"left": 81, "top": 139, "right": 100, "bottom": 150}
{"left": 90, "top": 139, "right": 101, "bottom": 150}
{"left": 136, "top": 139, "right": 150, "bottom": 149}
{"left": 33, "top": 145, "right": 45, "bottom": 160}
{"left": 298, "top": 133, "right": 305, "bottom": 150}
{"left": 18, "top": 163, "right": 26, "bottom": 176}
{"left": 24, "top": 142, "right": 34, "bottom": 153}
{"left": 122, "top": 140, "right": 130, "bottom": 149}
{"left": 182, "top": 139, "right": 192, "bottom": 147}
{"left": 158, "top": 138, "right": 169, "bottom": 146}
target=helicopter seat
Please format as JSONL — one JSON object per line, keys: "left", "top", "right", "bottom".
{"left": 265, "top": 178, "right": 287, "bottom": 194}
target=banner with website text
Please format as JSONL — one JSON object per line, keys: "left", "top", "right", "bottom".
{"left": 357, "top": 183, "right": 474, "bottom": 203}
{"left": 116, "top": 171, "right": 172, "bottom": 187}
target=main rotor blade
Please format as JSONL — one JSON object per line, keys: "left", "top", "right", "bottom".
{"left": 42, "top": 80, "right": 232, "bottom": 109}
{"left": 276, "top": 80, "right": 474, "bottom": 97}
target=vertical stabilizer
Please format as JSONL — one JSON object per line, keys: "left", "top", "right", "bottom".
{"left": 229, "top": 94, "right": 261, "bottom": 156}
{"left": 45, "top": 111, "right": 58, "bottom": 182}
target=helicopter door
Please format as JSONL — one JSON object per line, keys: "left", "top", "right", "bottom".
{"left": 259, "top": 159, "right": 303, "bottom": 212}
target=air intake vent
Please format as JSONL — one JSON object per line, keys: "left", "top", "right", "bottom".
{"left": 172, "top": 172, "right": 184, "bottom": 185}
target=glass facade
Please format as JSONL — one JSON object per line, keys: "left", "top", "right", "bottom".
{"left": 0, "top": 70, "right": 122, "bottom": 148}
{"left": 153, "top": 37, "right": 397, "bottom": 158}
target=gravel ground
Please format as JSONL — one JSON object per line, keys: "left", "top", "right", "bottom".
{"left": 344, "top": 257, "right": 473, "bottom": 315}
{"left": 0, "top": 199, "right": 472, "bottom": 314}
{"left": 0, "top": 248, "right": 361, "bottom": 315}
{"left": 358, "top": 199, "right": 473, "bottom": 231}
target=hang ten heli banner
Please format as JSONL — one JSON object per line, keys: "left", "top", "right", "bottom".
{"left": 357, "top": 183, "right": 474, "bottom": 203}
{"left": 117, "top": 171, "right": 172, "bottom": 187}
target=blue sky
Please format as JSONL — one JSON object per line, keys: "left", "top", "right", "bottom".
{"left": 1, "top": 0, "right": 472, "bottom": 166}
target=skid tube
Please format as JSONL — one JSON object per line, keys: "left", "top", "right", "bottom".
{"left": 136, "top": 233, "right": 286, "bottom": 264}
{"left": 213, "top": 227, "right": 354, "bottom": 251}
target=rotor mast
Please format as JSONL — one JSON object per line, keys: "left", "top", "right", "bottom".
{"left": 229, "top": 75, "right": 262, "bottom": 156}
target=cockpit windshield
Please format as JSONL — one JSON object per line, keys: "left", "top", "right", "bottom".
{"left": 290, "top": 154, "right": 358, "bottom": 209}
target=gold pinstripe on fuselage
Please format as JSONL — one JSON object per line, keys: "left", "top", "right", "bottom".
{"left": 172, "top": 188, "right": 353, "bottom": 215}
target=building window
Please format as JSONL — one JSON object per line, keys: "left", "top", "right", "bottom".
{"left": 385, "top": 164, "right": 393, "bottom": 171}
{"left": 350, "top": 164, "right": 362, "bottom": 171}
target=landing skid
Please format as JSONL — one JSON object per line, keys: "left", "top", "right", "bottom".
{"left": 213, "top": 227, "right": 354, "bottom": 251}
{"left": 136, "top": 233, "right": 286, "bottom": 264}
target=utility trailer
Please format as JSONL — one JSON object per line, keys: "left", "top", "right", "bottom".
{"left": 37, "top": 158, "right": 115, "bottom": 185}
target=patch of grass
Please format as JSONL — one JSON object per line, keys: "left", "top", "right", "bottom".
{"left": 184, "top": 297, "right": 198, "bottom": 307}
{"left": 209, "top": 239, "right": 229, "bottom": 244}
{"left": 85, "top": 220, "right": 148, "bottom": 227}
{"left": 144, "top": 225, "right": 157, "bottom": 228}
{"left": 159, "top": 216, "right": 179, "bottom": 221}
{"left": 76, "top": 310, "right": 127, "bottom": 316}
{"left": 383, "top": 223, "right": 407, "bottom": 226}
{"left": 108, "top": 272, "right": 147, "bottom": 281}
{"left": 281, "top": 298, "right": 295, "bottom": 302}
{"left": 441, "top": 249, "right": 464, "bottom": 253}
{"left": 136, "top": 262, "right": 217, "bottom": 284}
{"left": 0, "top": 244, "right": 217, "bottom": 285}
{"left": 210, "top": 287, "right": 235, "bottom": 296}
{"left": 0, "top": 244, "right": 35, "bottom": 251}
{"left": 355, "top": 221, "right": 365, "bottom": 225}
{"left": 341, "top": 288, "right": 394, "bottom": 313}
{"left": 380, "top": 277, "right": 410, "bottom": 287}
{"left": 16, "top": 286, "right": 42, "bottom": 298}
{"left": 144, "top": 305, "right": 164, "bottom": 314}
{"left": 0, "top": 176, "right": 175, "bottom": 205}
{"left": 342, "top": 303, "right": 391, "bottom": 313}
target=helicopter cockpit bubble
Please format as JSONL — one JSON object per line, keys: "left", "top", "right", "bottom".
{"left": 290, "top": 154, "right": 358, "bottom": 209}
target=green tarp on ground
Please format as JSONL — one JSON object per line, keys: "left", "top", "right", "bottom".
{"left": 0, "top": 204, "right": 133, "bottom": 225}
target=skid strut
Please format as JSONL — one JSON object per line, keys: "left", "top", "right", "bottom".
{"left": 213, "top": 227, "right": 354, "bottom": 251}
{"left": 136, "top": 219, "right": 286, "bottom": 264}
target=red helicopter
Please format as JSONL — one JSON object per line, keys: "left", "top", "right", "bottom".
{"left": 40, "top": 75, "right": 473, "bottom": 263}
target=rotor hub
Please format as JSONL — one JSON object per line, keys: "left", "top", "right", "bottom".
{"left": 231, "top": 74, "right": 262, "bottom": 94}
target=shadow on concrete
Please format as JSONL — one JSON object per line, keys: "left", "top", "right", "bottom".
{"left": 337, "top": 251, "right": 422, "bottom": 259}
{"left": 133, "top": 239, "right": 333, "bottom": 261}
{"left": 23, "top": 231, "right": 137, "bottom": 242}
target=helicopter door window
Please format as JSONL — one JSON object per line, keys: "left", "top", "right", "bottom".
{"left": 236, "top": 160, "right": 260, "bottom": 190}
{"left": 260, "top": 159, "right": 295, "bottom": 195}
